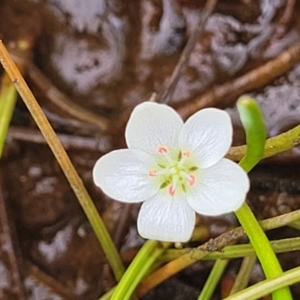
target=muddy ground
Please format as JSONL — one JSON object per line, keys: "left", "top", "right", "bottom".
{"left": 1, "top": 0, "right": 300, "bottom": 299}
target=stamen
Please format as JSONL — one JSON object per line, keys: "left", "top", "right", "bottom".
{"left": 172, "top": 174, "right": 179, "bottom": 188}
{"left": 188, "top": 174, "right": 196, "bottom": 186}
{"left": 179, "top": 170, "right": 190, "bottom": 180}
{"left": 178, "top": 150, "right": 191, "bottom": 168}
{"left": 168, "top": 185, "right": 176, "bottom": 196}
{"left": 177, "top": 156, "right": 186, "bottom": 168}
{"left": 157, "top": 145, "right": 175, "bottom": 164}
{"left": 153, "top": 146, "right": 197, "bottom": 196}
{"left": 182, "top": 150, "right": 190, "bottom": 158}
{"left": 156, "top": 169, "right": 173, "bottom": 175}
{"left": 158, "top": 146, "right": 168, "bottom": 154}
{"left": 168, "top": 175, "right": 179, "bottom": 196}
{"left": 148, "top": 170, "right": 157, "bottom": 176}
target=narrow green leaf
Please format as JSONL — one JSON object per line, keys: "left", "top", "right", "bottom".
{"left": 235, "top": 96, "right": 292, "bottom": 300}
{"left": 237, "top": 96, "right": 267, "bottom": 172}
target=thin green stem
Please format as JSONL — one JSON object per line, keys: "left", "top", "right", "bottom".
{"left": 163, "top": 237, "right": 300, "bottom": 261}
{"left": 289, "top": 220, "right": 300, "bottom": 231}
{"left": 236, "top": 96, "right": 292, "bottom": 300}
{"left": 197, "top": 259, "right": 229, "bottom": 300}
{"left": 236, "top": 205, "right": 287, "bottom": 278}
{"left": 0, "top": 74, "right": 17, "bottom": 158}
{"left": 229, "top": 256, "right": 256, "bottom": 295}
{"left": 110, "top": 240, "right": 167, "bottom": 300}
{"left": 98, "top": 287, "right": 115, "bottom": 300}
{"left": 137, "top": 209, "right": 300, "bottom": 297}
{"left": 224, "top": 266, "right": 300, "bottom": 300}
{"left": 227, "top": 124, "right": 300, "bottom": 162}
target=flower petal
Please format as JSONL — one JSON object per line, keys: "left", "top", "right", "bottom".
{"left": 93, "top": 149, "right": 158, "bottom": 202}
{"left": 125, "top": 102, "right": 183, "bottom": 156}
{"left": 187, "top": 159, "right": 249, "bottom": 216}
{"left": 178, "top": 108, "right": 233, "bottom": 168}
{"left": 137, "top": 193, "right": 195, "bottom": 242}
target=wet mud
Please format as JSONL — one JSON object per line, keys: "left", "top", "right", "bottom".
{"left": 1, "top": 0, "right": 300, "bottom": 299}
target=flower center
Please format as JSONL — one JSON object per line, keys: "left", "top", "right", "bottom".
{"left": 148, "top": 146, "right": 198, "bottom": 197}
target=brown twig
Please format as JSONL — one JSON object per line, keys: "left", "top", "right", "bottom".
{"left": 174, "top": 41, "right": 300, "bottom": 119}
{"left": 277, "top": 0, "right": 296, "bottom": 31}
{"left": 10, "top": 51, "right": 109, "bottom": 131}
{"left": 7, "top": 126, "right": 111, "bottom": 153}
{"left": 157, "top": 0, "right": 218, "bottom": 104}
{"left": 28, "top": 264, "right": 77, "bottom": 299}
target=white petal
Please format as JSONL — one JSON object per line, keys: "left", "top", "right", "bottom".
{"left": 187, "top": 159, "right": 249, "bottom": 216}
{"left": 137, "top": 193, "right": 195, "bottom": 242}
{"left": 178, "top": 108, "right": 232, "bottom": 169}
{"left": 125, "top": 102, "right": 183, "bottom": 156}
{"left": 93, "top": 149, "right": 158, "bottom": 203}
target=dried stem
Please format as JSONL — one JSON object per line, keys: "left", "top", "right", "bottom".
{"left": 10, "top": 51, "right": 108, "bottom": 131}
{"left": 0, "top": 40, "right": 124, "bottom": 281}
{"left": 175, "top": 42, "right": 300, "bottom": 119}
{"left": 157, "top": 0, "right": 218, "bottom": 103}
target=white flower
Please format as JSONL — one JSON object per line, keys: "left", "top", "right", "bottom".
{"left": 93, "top": 102, "right": 249, "bottom": 242}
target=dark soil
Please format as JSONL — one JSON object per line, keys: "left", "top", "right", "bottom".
{"left": 1, "top": 0, "right": 300, "bottom": 299}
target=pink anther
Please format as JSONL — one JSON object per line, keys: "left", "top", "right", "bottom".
{"left": 148, "top": 170, "right": 157, "bottom": 177}
{"left": 168, "top": 185, "right": 176, "bottom": 196}
{"left": 158, "top": 146, "right": 168, "bottom": 154}
{"left": 188, "top": 174, "right": 196, "bottom": 186}
{"left": 182, "top": 150, "right": 191, "bottom": 158}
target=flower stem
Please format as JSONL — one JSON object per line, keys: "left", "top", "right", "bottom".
{"left": 235, "top": 204, "right": 292, "bottom": 300}
{"left": 236, "top": 96, "right": 292, "bottom": 300}
{"left": 228, "top": 255, "right": 256, "bottom": 295}
{"left": 110, "top": 240, "right": 168, "bottom": 300}
{"left": 197, "top": 259, "right": 229, "bottom": 300}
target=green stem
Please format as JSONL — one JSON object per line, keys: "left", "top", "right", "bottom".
{"left": 228, "top": 124, "right": 300, "bottom": 161}
{"left": 224, "top": 266, "right": 300, "bottom": 300}
{"left": 110, "top": 240, "right": 168, "bottom": 300}
{"left": 236, "top": 205, "right": 292, "bottom": 300}
{"left": 229, "top": 256, "right": 256, "bottom": 295}
{"left": 98, "top": 287, "right": 115, "bottom": 300}
{"left": 163, "top": 237, "right": 300, "bottom": 261}
{"left": 0, "top": 75, "right": 17, "bottom": 158}
{"left": 197, "top": 259, "right": 229, "bottom": 300}
{"left": 236, "top": 96, "right": 292, "bottom": 300}
{"left": 235, "top": 203, "right": 289, "bottom": 279}
{"left": 138, "top": 208, "right": 300, "bottom": 296}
